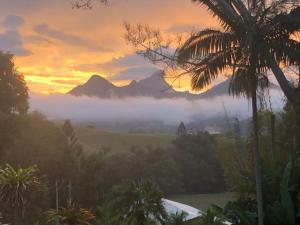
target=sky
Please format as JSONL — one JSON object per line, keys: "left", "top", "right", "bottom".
{"left": 0, "top": 0, "right": 220, "bottom": 94}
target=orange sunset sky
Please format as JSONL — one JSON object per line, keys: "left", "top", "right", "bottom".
{"left": 1, "top": 0, "right": 220, "bottom": 94}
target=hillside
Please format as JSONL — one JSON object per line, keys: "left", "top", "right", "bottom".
{"left": 75, "top": 127, "right": 175, "bottom": 153}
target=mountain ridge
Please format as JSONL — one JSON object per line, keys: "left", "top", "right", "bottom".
{"left": 68, "top": 71, "right": 280, "bottom": 99}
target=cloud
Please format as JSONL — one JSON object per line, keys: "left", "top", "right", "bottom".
{"left": 0, "top": 15, "right": 31, "bottom": 56}
{"left": 29, "top": 90, "right": 284, "bottom": 125}
{"left": 1, "top": 15, "right": 24, "bottom": 29}
{"left": 103, "top": 54, "right": 154, "bottom": 70}
{"left": 51, "top": 79, "right": 83, "bottom": 85}
{"left": 0, "top": 30, "right": 31, "bottom": 56}
{"left": 111, "top": 66, "right": 159, "bottom": 81}
{"left": 167, "top": 23, "right": 201, "bottom": 33}
{"left": 24, "top": 72, "right": 83, "bottom": 78}
{"left": 34, "top": 23, "right": 111, "bottom": 52}
{"left": 71, "top": 54, "right": 158, "bottom": 75}
{"left": 24, "top": 35, "right": 52, "bottom": 46}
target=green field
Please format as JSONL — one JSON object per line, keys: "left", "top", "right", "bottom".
{"left": 169, "top": 193, "right": 233, "bottom": 210}
{"left": 75, "top": 127, "right": 175, "bottom": 153}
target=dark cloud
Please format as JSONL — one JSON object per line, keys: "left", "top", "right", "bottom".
{"left": 0, "top": 15, "right": 31, "bottom": 56}
{"left": 1, "top": 15, "right": 24, "bottom": 29}
{"left": 0, "top": 30, "right": 31, "bottom": 56}
{"left": 111, "top": 66, "right": 159, "bottom": 81}
{"left": 104, "top": 54, "right": 154, "bottom": 70}
{"left": 71, "top": 54, "right": 157, "bottom": 74}
{"left": 34, "top": 24, "right": 111, "bottom": 52}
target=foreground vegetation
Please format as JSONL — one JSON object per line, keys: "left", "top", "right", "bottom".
{"left": 1, "top": 81, "right": 299, "bottom": 224}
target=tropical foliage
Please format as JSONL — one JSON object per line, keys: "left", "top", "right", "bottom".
{"left": 106, "top": 180, "right": 167, "bottom": 225}
{"left": 46, "top": 204, "right": 95, "bottom": 225}
{"left": 0, "top": 164, "right": 41, "bottom": 224}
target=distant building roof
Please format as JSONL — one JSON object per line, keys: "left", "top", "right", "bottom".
{"left": 162, "top": 199, "right": 202, "bottom": 221}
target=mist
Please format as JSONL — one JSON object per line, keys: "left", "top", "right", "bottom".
{"left": 29, "top": 90, "right": 284, "bottom": 125}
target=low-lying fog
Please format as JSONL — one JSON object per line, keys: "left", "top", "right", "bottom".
{"left": 29, "top": 90, "right": 284, "bottom": 126}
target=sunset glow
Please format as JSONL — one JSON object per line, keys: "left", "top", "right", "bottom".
{"left": 1, "top": 0, "right": 220, "bottom": 94}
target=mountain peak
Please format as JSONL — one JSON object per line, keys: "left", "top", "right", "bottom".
{"left": 87, "top": 74, "right": 108, "bottom": 82}
{"left": 139, "top": 71, "right": 170, "bottom": 91}
{"left": 68, "top": 74, "right": 115, "bottom": 96}
{"left": 129, "top": 80, "right": 138, "bottom": 85}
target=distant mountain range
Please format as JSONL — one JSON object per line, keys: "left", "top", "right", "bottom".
{"left": 68, "top": 71, "right": 280, "bottom": 99}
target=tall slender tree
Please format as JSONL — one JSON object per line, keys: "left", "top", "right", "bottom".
{"left": 0, "top": 164, "right": 40, "bottom": 225}
{"left": 175, "top": 2, "right": 299, "bottom": 225}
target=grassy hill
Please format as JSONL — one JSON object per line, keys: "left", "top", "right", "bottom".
{"left": 75, "top": 127, "right": 175, "bottom": 153}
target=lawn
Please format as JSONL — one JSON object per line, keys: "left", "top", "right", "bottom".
{"left": 169, "top": 193, "right": 233, "bottom": 210}
{"left": 75, "top": 127, "right": 175, "bottom": 153}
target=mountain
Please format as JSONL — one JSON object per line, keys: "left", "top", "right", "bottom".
{"left": 69, "top": 75, "right": 118, "bottom": 98}
{"left": 69, "top": 71, "right": 197, "bottom": 99}
{"left": 68, "top": 71, "right": 280, "bottom": 99}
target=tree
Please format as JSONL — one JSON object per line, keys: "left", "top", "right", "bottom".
{"left": 107, "top": 180, "right": 167, "bottom": 225}
{"left": 46, "top": 204, "right": 95, "bottom": 225}
{"left": 62, "top": 120, "right": 83, "bottom": 159}
{"left": 62, "top": 119, "right": 83, "bottom": 202}
{"left": 175, "top": 3, "right": 298, "bottom": 223}
{"left": 0, "top": 164, "right": 40, "bottom": 225}
{"left": 0, "top": 52, "right": 29, "bottom": 155}
{"left": 0, "top": 52, "right": 28, "bottom": 115}
{"left": 177, "top": 121, "right": 187, "bottom": 136}
{"left": 171, "top": 133, "right": 225, "bottom": 193}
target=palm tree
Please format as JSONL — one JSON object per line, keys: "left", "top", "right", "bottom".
{"left": 176, "top": 1, "right": 299, "bottom": 225}
{"left": 177, "top": 0, "right": 299, "bottom": 146}
{"left": 45, "top": 204, "right": 95, "bottom": 225}
{"left": 107, "top": 180, "right": 167, "bottom": 225}
{"left": 74, "top": 0, "right": 300, "bottom": 157}
{"left": 0, "top": 164, "right": 40, "bottom": 225}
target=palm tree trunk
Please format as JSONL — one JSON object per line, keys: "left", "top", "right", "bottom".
{"left": 271, "top": 113, "right": 276, "bottom": 163}
{"left": 269, "top": 60, "right": 300, "bottom": 157}
{"left": 13, "top": 209, "right": 21, "bottom": 225}
{"left": 294, "top": 104, "right": 300, "bottom": 157}
{"left": 251, "top": 89, "right": 264, "bottom": 225}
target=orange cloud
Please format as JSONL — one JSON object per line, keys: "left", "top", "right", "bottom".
{"left": 1, "top": 0, "right": 219, "bottom": 94}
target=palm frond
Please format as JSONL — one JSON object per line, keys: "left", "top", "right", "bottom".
{"left": 190, "top": 49, "right": 237, "bottom": 90}
{"left": 193, "top": 0, "right": 245, "bottom": 31}
{"left": 178, "top": 29, "right": 237, "bottom": 62}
